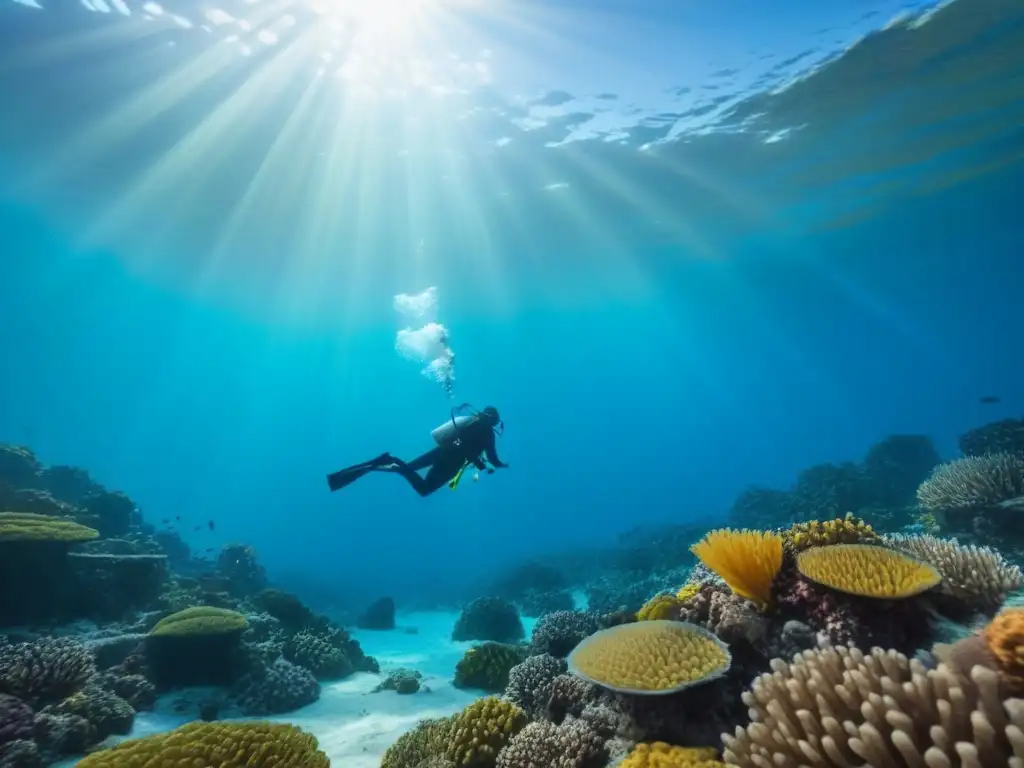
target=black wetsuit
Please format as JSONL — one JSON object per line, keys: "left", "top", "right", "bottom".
{"left": 382, "top": 418, "right": 507, "bottom": 496}
{"left": 326, "top": 415, "right": 507, "bottom": 496}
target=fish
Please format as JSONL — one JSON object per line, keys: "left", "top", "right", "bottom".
{"left": 208, "top": 520, "right": 215, "bottom": 531}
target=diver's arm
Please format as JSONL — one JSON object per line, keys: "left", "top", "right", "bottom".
{"left": 483, "top": 433, "right": 508, "bottom": 468}
{"left": 471, "top": 455, "right": 488, "bottom": 470}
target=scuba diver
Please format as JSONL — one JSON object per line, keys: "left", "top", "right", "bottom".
{"left": 326, "top": 404, "right": 508, "bottom": 497}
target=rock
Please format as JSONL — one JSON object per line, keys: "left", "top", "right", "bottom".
{"left": 357, "top": 597, "right": 396, "bottom": 630}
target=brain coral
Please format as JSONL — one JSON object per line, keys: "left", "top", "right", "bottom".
{"left": 0, "top": 512, "right": 99, "bottom": 542}
{"left": 722, "top": 645, "right": 1024, "bottom": 767}
{"left": 621, "top": 742, "right": 725, "bottom": 768}
{"left": 567, "top": 620, "right": 730, "bottom": 694}
{"left": 690, "top": 529, "right": 782, "bottom": 608}
{"left": 796, "top": 543, "right": 941, "bottom": 598}
{"left": 76, "top": 721, "right": 328, "bottom": 767}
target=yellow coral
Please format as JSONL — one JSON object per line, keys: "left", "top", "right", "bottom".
{"left": 453, "top": 643, "right": 527, "bottom": 692}
{"left": 445, "top": 697, "right": 526, "bottom": 768}
{"left": 983, "top": 608, "right": 1024, "bottom": 693}
{"left": 783, "top": 512, "right": 879, "bottom": 552}
{"left": 0, "top": 512, "right": 98, "bottom": 542}
{"left": 637, "top": 594, "right": 681, "bottom": 621}
{"left": 621, "top": 742, "right": 726, "bottom": 768}
{"left": 149, "top": 606, "right": 248, "bottom": 636}
{"left": 677, "top": 583, "right": 700, "bottom": 602}
{"left": 76, "top": 721, "right": 328, "bottom": 767}
{"left": 797, "top": 544, "right": 941, "bottom": 598}
{"left": 690, "top": 529, "right": 782, "bottom": 608}
{"left": 381, "top": 717, "right": 455, "bottom": 768}
{"left": 567, "top": 620, "right": 730, "bottom": 694}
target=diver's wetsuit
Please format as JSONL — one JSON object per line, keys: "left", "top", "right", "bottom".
{"left": 380, "top": 417, "right": 506, "bottom": 496}
{"left": 326, "top": 408, "right": 507, "bottom": 496}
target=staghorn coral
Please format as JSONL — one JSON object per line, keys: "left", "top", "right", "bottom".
{"left": 495, "top": 719, "right": 606, "bottom": 768}
{"left": 567, "top": 620, "right": 730, "bottom": 694}
{"left": 283, "top": 630, "right": 352, "bottom": 680}
{"left": 453, "top": 643, "right": 528, "bottom": 693}
{"left": 76, "top": 720, "right": 329, "bottom": 767}
{"left": 690, "top": 530, "right": 782, "bottom": 608}
{"left": 983, "top": 608, "right": 1024, "bottom": 694}
{"left": 0, "top": 512, "right": 98, "bottom": 543}
{"left": 782, "top": 512, "right": 879, "bottom": 552}
{"left": 796, "top": 543, "right": 941, "bottom": 598}
{"left": 531, "top": 611, "right": 600, "bottom": 658}
{"left": 445, "top": 697, "right": 527, "bottom": 768}
{"left": 917, "top": 452, "right": 1024, "bottom": 511}
{"left": 621, "top": 742, "right": 725, "bottom": 768}
{"left": 0, "top": 639, "right": 96, "bottom": 708}
{"left": 722, "top": 644, "right": 1024, "bottom": 767}
{"left": 885, "top": 533, "right": 1022, "bottom": 614}
{"left": 637, "top": 594, "right": 682, "bottom": 622}
{"left": 453, "top": 598, "right": 525, "bottom": 643}
{"left": 504, "top": 654, "right": 567, "bottom": 717}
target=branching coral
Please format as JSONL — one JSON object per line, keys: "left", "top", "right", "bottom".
{"left": 76, "top": 720, "right": 329, "bottom": 767}
{"left": 453, "top": 643, "right": 528, "bottom": 692}
{"left": 885, "top": 533, "right": 1023, "bottom": 614}
{"left": 690, "top": 530, "right": 782, "bottom": 608}
{"left": 722, "top": 644, "right": 1024, "bottom": 767}
{"left": 504, "top": 654, "right": 567, "bottom": 717}
{"left": 283, "top": 630, "right": 352, "bottom": 680}
{"left": 782, "top": 512, "right": 879, "bottom": 552}
{"left": 796, "top": 543, "right": 941, "bottom": 598}
{"left": 495, "top": 720, "right": 605, "bottom": 768}
{"left": 0, "top": 638, "right": 96, "bottom": 708}
{"left": 531, "top": 611, "right": 600, "bottom": 658}
{"left": 917, "top": 452, "right": 1024, "bottom": 511}
{"left": 42, "top": 684, "right": 135, "bottom": 743}
{"left": 567, "top": 620, "right": 731, "bottom": 694}
{"left": 232, "top": 658, "right": 320, "bottom": 716}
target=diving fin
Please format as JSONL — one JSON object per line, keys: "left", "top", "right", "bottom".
{"left": 448, "top": 462, "right": 469, "bottom": 491}
{"left": 327, "top": 453, "right": 392, "bottom": 492}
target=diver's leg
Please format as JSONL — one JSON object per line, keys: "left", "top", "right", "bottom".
{"left": 326, "top": 453, "right": 394, "bottom": 492}
{"left": 386, "top": 452, "right": 459, "bottom": 497}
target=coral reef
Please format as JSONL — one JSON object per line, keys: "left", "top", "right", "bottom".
{"left": 959, "top": 417, "right": 1024, "bottom": 457}
{"left": 454, "top": 643, "right": 529, "bottom": 692}
{"left": 374, "top": 668, "right": 423, "bottom": 694}
{"left": 795, "top": 543, "right": 942, "bottom": 598}
{"left": 0, "top": 639, "right": 96, "bottom": 708}
{"left": 782, "top": 512, "right": 879, "bottom": 552}
{"left": 532, "top": 611, "right": 600, "bottom": 658}
{"left": 504, "top": 654, "right": 567, "bottom": 717}
{"left": 690, "top": 530, "right": 783, "bottom": 608}
{"left": 496, "top": 720, "right": 606, "bottom": 768}
{"left": 917, "top": 452, "right": 1024, "bottom": 512}
{"left": 567, "top": 621, "right": 731, "bottom": 694}
{"left": 232, "top": 658, "right": 320, "bottom": 716}
{"left": 145, "top": 607, "right": 249, "bottom": 688}
{"left": 76, "top": 720, "right": 329, "bottom": 766}
{"left": 283, "top": 630, "right": 352, "bottom": 680}
{"left": 621, "top": 743, "right": 724, "bottom": 768}
{"left": 452, "top": 598, "right": 525, "bottom": 643}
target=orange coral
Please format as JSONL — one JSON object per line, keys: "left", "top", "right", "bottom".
{"left": 690, "top": 529, "right": 783, "bottom": 609}
{"left": 983, "top": 608, "right": 1024, "bottom": 693}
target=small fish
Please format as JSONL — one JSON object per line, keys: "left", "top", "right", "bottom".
{"left": 472, "top": 472, "right": 479, "bottom": 482}
{"left": 980, "top": 395, "right": 1001, "bottom": 404}
{"left": 208, "top": 520, "right": 215, "bottom": 531}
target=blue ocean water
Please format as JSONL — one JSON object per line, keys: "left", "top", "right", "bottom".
{"left": 0, "top": 0, "right": 1023, "bottom": 763}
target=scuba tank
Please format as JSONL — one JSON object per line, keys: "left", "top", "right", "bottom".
{"left": 431, "top": 403, "right": 479, "bottom": 446}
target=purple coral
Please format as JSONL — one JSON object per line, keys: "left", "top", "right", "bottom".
{"left": 504, "top": 654, "right": 567, "bottom": 717}
{"left": 0, "top": 694, "right": 33, "bottom": 746}
{"left": 0, "top": 639, "right": 96, "bottom": 708}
